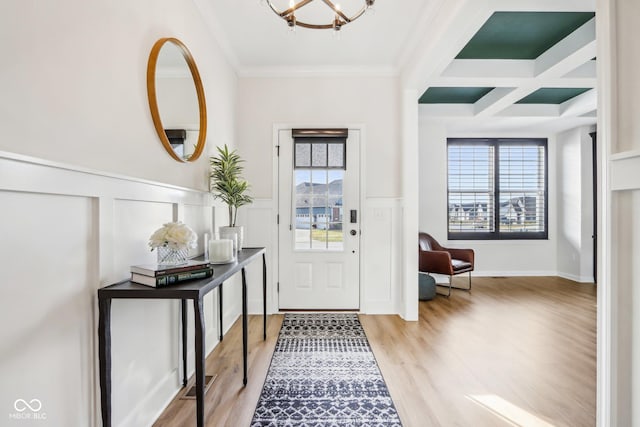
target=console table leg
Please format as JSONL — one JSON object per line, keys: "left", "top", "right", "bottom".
{"left": 241, "top": 267, "right": 248, "bottom": 386}
{"left": 218, "top": 283, "right": 223, "bottom": 341}
{"left": 98, "top": 298, "right": 112, "bottom": 427}
{"left": 262, "top": 253, "right": 267, "bottom": 340}
{"left": 193, "top": 298, "right": 205, "bottom": 427}
{"left": 181, "top": 299, "right": 188, "bottom": 387}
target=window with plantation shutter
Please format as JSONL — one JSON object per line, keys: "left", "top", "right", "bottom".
{"left": 447, "top": 138, "right": 548, "bottom": 240}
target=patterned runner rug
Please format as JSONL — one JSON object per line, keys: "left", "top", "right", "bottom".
{"left": 251, "top": 313, "right": 402, "bottom": 426}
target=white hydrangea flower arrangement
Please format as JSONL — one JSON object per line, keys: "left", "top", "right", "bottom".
{"left": 148, "top": 222, "right": 198, "bottom": 251}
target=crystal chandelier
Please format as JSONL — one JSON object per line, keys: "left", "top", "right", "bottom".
{"left": 265, "top": 0, "right": 375, "bottom": 32}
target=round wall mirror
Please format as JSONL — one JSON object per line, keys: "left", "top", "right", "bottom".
{"left": 147, "top": 38, "right": 207, "bottom": 162}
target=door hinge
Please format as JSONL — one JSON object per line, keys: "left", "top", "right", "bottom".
{"left": 277, "top": 282, "right": 280, "bottom": 292}
{"left": 277, "top": 214, "right": 279, "bottom": 225}
{"left": 276, "top": 145, "right": 280, "bottom": 156}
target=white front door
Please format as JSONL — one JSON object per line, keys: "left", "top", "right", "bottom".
{"left": 278, "top": 129, "right": 360, "bottom": 310}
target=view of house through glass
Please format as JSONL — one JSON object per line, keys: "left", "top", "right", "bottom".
{"left": 447, "top": 138, "right": 547, "bottom": 240}
{"left": 294, "top": 139, "right": 346, "bottom": 250}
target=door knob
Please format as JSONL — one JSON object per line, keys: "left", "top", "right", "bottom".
{"left": 350, "top": 229, "right": 357, "bottom": 236}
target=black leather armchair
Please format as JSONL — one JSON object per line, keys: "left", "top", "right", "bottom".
{"left": 419, "top": 232, "right": 474, "bottom": 297}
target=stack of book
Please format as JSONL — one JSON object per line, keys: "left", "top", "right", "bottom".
{"left": 130, "top": 259, "right": 213, "bottom": 287}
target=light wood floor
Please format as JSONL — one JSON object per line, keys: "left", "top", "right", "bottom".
{"left": 154, "top": 276, "right": 597, "bottom": 427}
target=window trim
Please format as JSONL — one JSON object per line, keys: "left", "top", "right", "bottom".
{"left": 447, "top": 138, "right": 548, "bottom": 241}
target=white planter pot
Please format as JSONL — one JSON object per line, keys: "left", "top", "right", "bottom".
{"left": 218, "top": 226, "right": 244, "bottom": 251}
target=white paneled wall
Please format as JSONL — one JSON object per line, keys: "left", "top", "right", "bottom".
{"left": 0, "top": 152, "right": 240, "bottom": 427}
{"left": 241, "top": 200, "right": 276, "bottom": 314}
{"left": 609, "top": 153, "right": 640, "bottom": 426}
{"left": 0, "top": 191, "right": 95, "bottom": 426}
{"left": 362, "top": 199, "right": 403, "bottom": 314}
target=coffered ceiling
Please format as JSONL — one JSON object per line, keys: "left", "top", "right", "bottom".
{"left": 195, "top": 0, "right": 597, "bottom": 133}
{"left": 419, "top": 8, "right": 597, "bottom": 133}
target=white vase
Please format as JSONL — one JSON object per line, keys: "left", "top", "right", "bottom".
{"left": 219, "top": 226, "right": 244, "bottom": 251}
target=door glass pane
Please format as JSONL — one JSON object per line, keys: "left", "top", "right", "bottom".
{"left": 294, "top": 168, "right": 344, "bottom": 250}
{"left": 294, "top": 170, "right": 312, "bottom": 247}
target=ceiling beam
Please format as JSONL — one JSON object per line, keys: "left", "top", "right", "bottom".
{"left": 534, "top": 18, "right": 596, "bottom": 77}
{"left": 474, "top": 87, "right": 520, "bottom": 116}
{"left": 500, "top": 104, "right": 561, "bottom": 117}
{"left": 475, "top": 86, "right": 551, "bottom": 117}
{"left": 560, "top": 88, "right": 597, "bottom": 116}
{"left": 473, "top": 17, "right": 595, "bottom": 117}
{"left": 443, "top": 59, "right": 533, "bottom": 79}
{"left": 434, "top": 59, "right": 596, "bottom": 87}
{"left": 563, "top": 60, "right": 597, "bottom": 78}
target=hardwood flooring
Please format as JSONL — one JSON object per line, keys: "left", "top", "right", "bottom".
{"left": 154, "top": 276, "right": 597, "bottom": 427}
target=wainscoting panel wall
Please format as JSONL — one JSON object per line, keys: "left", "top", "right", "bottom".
{"left": 241, "top": 199, "right": 276, "bottom": 313}
{"left": 362, "top": 199, "right": 403, "bottom": 314}
{"left": 0, "top": 152, "right": 229, "bottom": 427}
{"left": 111, "top": 199, "right": 182, "bottom": 427}
{"left": 0, "top": 191, "right": 95, "bottom": 427}
{"left": 610, "top": 151, "right": 640, "bottom": 425}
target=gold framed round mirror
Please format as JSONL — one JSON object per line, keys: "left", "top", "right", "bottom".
{"left": 147, "top": 38, "right": 207, "bottom": 162}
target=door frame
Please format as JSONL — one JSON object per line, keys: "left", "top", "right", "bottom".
{"left": 272, "top": 123, "right": 367, "bottom": 312}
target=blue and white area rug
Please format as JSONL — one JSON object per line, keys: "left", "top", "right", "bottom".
{"left": 251, "top": 313, "right": 402, "bottom": 426}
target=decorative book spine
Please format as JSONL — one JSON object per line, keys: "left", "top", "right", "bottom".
{"left": 131, "top": 262, "right": 209, "bottom": 277}
{"left": 131, "top": 267, "right": 213, "bottom": 287}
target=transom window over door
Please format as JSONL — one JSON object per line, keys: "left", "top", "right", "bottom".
{"left": 294, "top": 136, "right": 346, "bottom": 250}
{"left": 447, "top": 138, "right": 548, "bottom": 240}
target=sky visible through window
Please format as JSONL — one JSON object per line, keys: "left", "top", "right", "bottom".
{"left": 295, "top": 169, "right": 343, "bottom": 186}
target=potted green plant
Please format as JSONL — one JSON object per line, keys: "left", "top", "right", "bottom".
{"left": 209, "top": 144, "right": 253, "bottom": 250}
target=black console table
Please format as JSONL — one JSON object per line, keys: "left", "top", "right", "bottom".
{"left": 98, "top": 247, "right": 267, "bottom": 427}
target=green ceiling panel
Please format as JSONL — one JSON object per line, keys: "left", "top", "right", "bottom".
{"left": 457, "top": 12, "right": 595, "bottom": 60}
{"left": 516, "top": 88, "right": 591, "bottom": 104}
{"left": 419, "top": 87, "right": 494, "bottom": 104}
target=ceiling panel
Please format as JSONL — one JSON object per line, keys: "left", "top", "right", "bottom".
{"left": 456, "top": 12, "right": 595, "bottom": 60}
{"left": 516, "top": 88, "right": 592, "bottom": 104}
{"left": 419, "top": 87, "right": 494, "bottom": 104}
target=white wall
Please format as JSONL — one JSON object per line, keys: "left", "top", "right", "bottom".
{"left": 237, "top": 76, "right": 401, "bottom": 199}
{"left": 236, "top": 76, "right": 404, "bottom": 314}
{"left": 418, "top": 120, "right": 559, "bottom": 276}
{"left": 556, "top": 126, "right": 595, "bottom": 282}
{"left": 0, "top": 1, "right": 239, "bottom": 426}
{"left": 0, "top": 0, "right": 237, "bottom": 190}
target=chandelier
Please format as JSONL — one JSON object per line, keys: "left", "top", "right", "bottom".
{"left": 265, "top": 0, "right": 376, "bottom": 31}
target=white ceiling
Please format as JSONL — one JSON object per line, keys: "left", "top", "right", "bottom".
{"left": 195, "top": 0, "right": 597, "bottom": 134}
{"left": 196, "top": 0, "right": 437, "bottom": 76}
